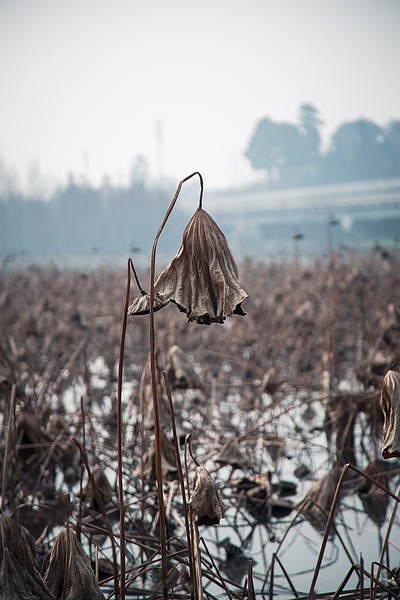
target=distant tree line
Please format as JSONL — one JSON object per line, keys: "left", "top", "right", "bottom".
{"left": 245, "top": 104, "right": 400, "bottom": 188}
{"left": 0, "top": 174, "right": 188, "bottom": 261}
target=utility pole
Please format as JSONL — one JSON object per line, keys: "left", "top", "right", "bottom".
{"left": 155, "top": 120, "right": 164, "bottom": 184}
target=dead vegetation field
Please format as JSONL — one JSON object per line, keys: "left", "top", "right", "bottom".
{"left": 1, "top": 249, "right": 400, "bottom": 599}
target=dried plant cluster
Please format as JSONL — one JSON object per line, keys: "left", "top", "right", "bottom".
{"left": 1, "top": 249, "right": 400, "bottom": 598}
{"left": 128, "top": 208, "right": 248, "bottom": 324}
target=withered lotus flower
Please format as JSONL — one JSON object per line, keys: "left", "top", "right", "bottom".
{"left": 188, "top": 465, "right": 227, "bottom": 525}
{"left": 0, "top": 514, "right": 54, "bottom": 599}
{"left": 380, "top": 367, "right": 400, "bottom": 459}
{"left": 44, "top": 526, "right": 105, "bottom": 600}
{"left": 128, "top": 208, "right": 248, "bottom": 324}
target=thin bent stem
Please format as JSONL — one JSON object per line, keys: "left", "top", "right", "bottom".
{"left": 149, "top": 172, "right": 203, "bottom": 598}
{"left": 129, "top": 258, "right": 147, "bottom": 295}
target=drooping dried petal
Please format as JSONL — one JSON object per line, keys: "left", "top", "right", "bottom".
{"left": 127, "top": 208, "right": 248, "bottom": 324}
{"left": 0, "top": 514, "right": 54, "bottom": 600}
{"left": 155, "top": 208, "right": 248, "bottom": 324}
{"left": 188, "top": 466, "right": 227, "bottom": 525}
{"left": 380, "top": 369, "right": 400, "bottom": 458}
{"left": 43, "top": 527, "right": 105, "bottom": 600}
{"left": 127, "top": 291, "right": 168, "bottom": 316}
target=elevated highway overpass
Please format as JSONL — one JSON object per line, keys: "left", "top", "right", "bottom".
{"left": 205, "top": 177, "right": 400, "bottom": 225}
{"left": 188, "top": 177, "right": 400, "bottom": 256}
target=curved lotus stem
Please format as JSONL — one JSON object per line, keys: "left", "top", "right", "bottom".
{"left": 148, "top": 172, "right": 203, "bottom": 597}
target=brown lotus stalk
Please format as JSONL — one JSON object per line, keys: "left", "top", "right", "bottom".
{"left": 380, "top": 367, "right": 400, "bottom": 458}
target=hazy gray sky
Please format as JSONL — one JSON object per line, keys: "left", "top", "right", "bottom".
{"left": 1, "top": 0, "right": 399, "bottom": 193}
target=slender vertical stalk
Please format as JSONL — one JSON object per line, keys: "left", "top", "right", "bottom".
{"left": 1, "top": 383, "right": 16, "bottom": 512}
{"left": 247, "top": 560, "right": 255, "bottom": 600}
{"left": 308, "top": 463, "right": 350, "bottom": 598}
{"left": 268, "top": 553, "right": 275, "bottom": 600}
{"left": 163, "top": 372, "right": 194, "bottom": 599}
{"left": 148, "top": 172, "right": 203, "bottom": 598}
{"left": 376, "top": 482, "right": 400, "bottom": 584}
{"left": 360, "top": 554, "right": 364, "bottom": 600}
{"left": 116, "top": 258, "right": 134, "bottom": 600}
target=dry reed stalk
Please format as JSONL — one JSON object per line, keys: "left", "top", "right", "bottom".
{"left": 308, "top": 462, "right": 400, "bottom": 599}
{"left": 246, "top": 560, "right": 255, "bottom": 600}
{"left": 1, "top": 383, "right": 16, "bottom": 512}
{"left": 114, "top": 257, "right": 135, "bottom": 600}
{"left": 360, "top": 554, "right": 365, "bottom": 600}
{"left": 191, "top": 518, "right": 203, "bottom": 600}
{"left": 331, "top": 564, "right": 357, "bottom": 599}
{"left": 268, "top": 552, "right": 275, "bottom": 600}
{"left": 163, "top": 371, "right": 194, "bottom": 599}
{"left": 200, "top": 537, "right": 234, "bottom": 600}
{"left": 73, "top": 438, "right": 119, "bottom": 599}
{"left": 375, "top": 481, "right": 400, "bottom": 588}
{"left": 354, "top": 560, "right": 398, "bottom": 600}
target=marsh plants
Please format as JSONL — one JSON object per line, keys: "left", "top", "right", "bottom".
{"left": 0, "top": 173, "right": 400, "bottom": 599}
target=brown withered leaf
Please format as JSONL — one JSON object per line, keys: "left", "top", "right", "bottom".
{"left": 380, "top": 368, "right": 400, "bottom": 458}
{"left": 136, "top": 428, "right": 178, "bottom": 482}
{"left": 216, "top": 439, "right": 253, "bottom": 471}
{"left": 127, "top": 291, "right": 168, "bottom": 316}
{"left": 81, "top": 465, "right": 118, "bottom": 519}
{"left": 0, "top": 514, "right": 54, "bottom": 600}
{"left": 43, "top": 527, "right": 105, "bottom": 600}
{"left": 299, "top": 468, "right": 341, "bottom": 535}
{"left": 165, "top": 344, "right": 202, "bottom": 390}
{"left": 189, "top": 466, "right": 227, "bottom": 525}
{"left": 357, "top": 460, "right": 395, "bottom": 527}
{"left": 128, "top": 208, "right": 248, "bottom": 324}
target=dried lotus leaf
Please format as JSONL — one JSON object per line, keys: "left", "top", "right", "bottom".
{"left": 44, "top": 527, "right": 105, "bottom": 600}
{"left": 380, "top": 369, "right": 400, "bottom": 458}
{"left": 127, "top": 291, "right": 168, "bottom": 316}
{"left": 189, "top": 466, "right": 227, "bottom": 525}
{"left": 153, "top": 208, "right": 248, "bottom": 325}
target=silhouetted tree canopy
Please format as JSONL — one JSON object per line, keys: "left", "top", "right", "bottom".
{"left": 245, "top": 105, "right": 400, "bottom": 187}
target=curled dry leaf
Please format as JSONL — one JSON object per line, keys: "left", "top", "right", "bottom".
{"left": 188, "top": 465, "right": 227, "bottom": 525}
{"left": 136, "top": 428, "right": 177, "bottom": 482}
{"left": 127, "top": 291, "right": 168, "bottom": 316}
{"left": 166, "top": 344, "right": 202, "bottom": 390}
{"left": 380, "top": 368, "right": 400, "bottom": 458}
{"left": 128, "top": 208, "right": 248, "bottom": 325}
{"left": 0, "top": 514, "right": 54, "bottom": 600}
{"left": 43, "top": 526, "right": 105, "bottom": 600}
{"left": 216, "top": 439, "right": 253, "bottom": 471}
{"left": 299, "top": 468, "right": 341, "bottom": 535}
{"left": 357, "top": 459, "right": 395, "bottom": 527}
